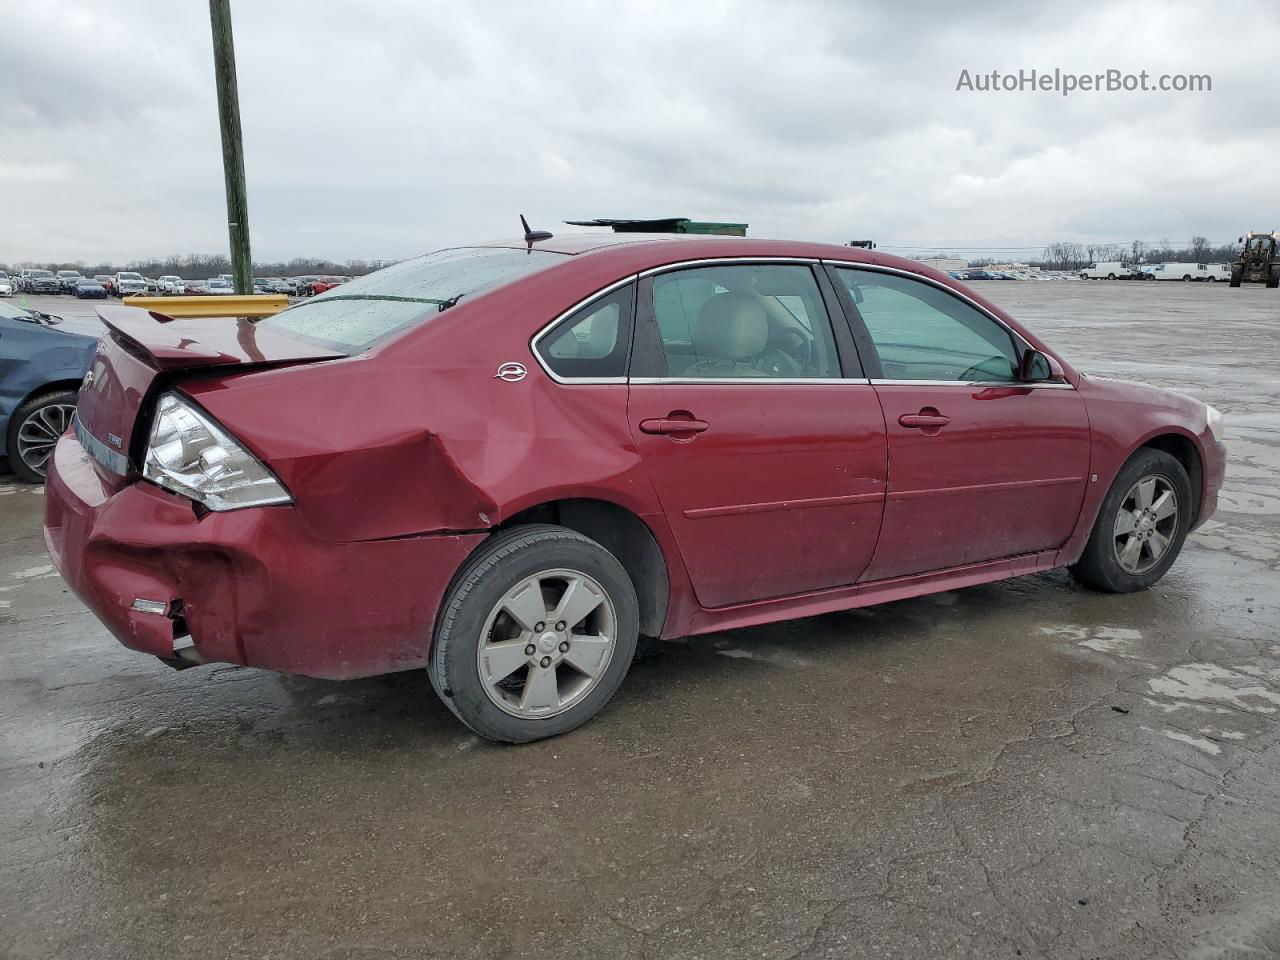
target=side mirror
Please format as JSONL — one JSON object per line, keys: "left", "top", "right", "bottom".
{"left": 1018, "top": 348, "right": 1054, "bottom": 382}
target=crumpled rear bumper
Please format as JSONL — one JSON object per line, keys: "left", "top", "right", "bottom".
{"left": 44, "top": 433, "right": 486, "bottom": 679}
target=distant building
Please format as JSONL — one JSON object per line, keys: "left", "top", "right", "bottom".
{"left": 915, "top": 257, "right": 969, "bottom": 272}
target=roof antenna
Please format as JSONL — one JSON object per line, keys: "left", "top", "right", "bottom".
{"left": 521, "top": 214, "right": 552, "bottom": 253}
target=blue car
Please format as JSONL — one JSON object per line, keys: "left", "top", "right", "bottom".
{"left": 0, "top": 301, "right": 98, "bottom": 482}
{"left": 74, "top": 277, "right": 109, "bottom": 299}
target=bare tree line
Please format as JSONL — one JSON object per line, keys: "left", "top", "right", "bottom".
{"left": 0, "top": 253, "right": 390, "bottom": 279}
{"left": 1039, "top": 237, "right": 1240, "bottom": 271}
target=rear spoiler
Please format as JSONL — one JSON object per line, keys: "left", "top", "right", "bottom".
{"left": 96, "top": 305, "right": 342, "bottom": 371}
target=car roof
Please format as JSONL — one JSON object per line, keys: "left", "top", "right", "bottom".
{"left": 465, "top": 232, "right": 902, "bottom": 271}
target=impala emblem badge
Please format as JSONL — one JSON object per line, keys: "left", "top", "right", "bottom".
{"left": 494, "top": 362, "right": 527, "bottom": 383}
{"left": 108, "top": 433, "right": 123, "bottom": 448}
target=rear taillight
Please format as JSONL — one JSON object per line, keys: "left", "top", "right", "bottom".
{"left": 143, "top": 393, "right": 291, "bottom": 511}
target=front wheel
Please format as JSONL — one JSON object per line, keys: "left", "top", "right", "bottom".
{"left": 7, "top": 388, "right": 78, "bottom": 483}
{"left": 1230, "top": 267, "right": 1243, "bottom": 288}
{"left": 1069, "top": 448, "right": 1192, "bottom": 592}
{"left": 429, "top": 524, "right": 639, "bottom": 743}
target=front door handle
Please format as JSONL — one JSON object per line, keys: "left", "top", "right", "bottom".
{"left": 639, "top": 415, "right": 709, "bottom": 436}
{"left": 898, "top": 408, "right": 950, "bottom": 434}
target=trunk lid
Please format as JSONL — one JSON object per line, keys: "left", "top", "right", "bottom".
{"left": 75, "top": 306, "right": 342, "bottom": 487}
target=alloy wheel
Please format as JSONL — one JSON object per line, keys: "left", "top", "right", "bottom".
{"left": 16, "top": 403, "right": 75, "bottom": 477}
{"left": 476, "top": 568, "right": 617, "bottom": 719}
{"left": 1113, "top": 475, "right": 1178, "bottom": 574}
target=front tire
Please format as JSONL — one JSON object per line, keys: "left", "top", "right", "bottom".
{"left": 1230, "top": 267, "right": 1243, "bottom": 288}
{"left": 7, "top": 389, "right": 77, "bottom": 483}
{"left": 429, "top": 524, "right": 639, "bottom": 743}
{"left": 1069, "top": 448, "right": 1192, "bottom": 592}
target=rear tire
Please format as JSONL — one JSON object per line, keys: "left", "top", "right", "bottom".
{"left": 1230, "top": 267, "right": 1243, "bottom": 288}
{"left": 1069, "top": 448, "right": 1192, "bottom": 593}
{"left": 1267, "top": 268, "right": 1280, "bottom": 289}
{"left": 428, "top": 524, "right": 639, "bottom": 743}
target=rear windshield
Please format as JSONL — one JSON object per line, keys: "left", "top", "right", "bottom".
{"left": 258, "top": 247, "right": 565, "bottom": 352}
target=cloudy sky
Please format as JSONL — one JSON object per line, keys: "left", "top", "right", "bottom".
{"left": 3, "top": 0, "right": 1279, "bottom": 265}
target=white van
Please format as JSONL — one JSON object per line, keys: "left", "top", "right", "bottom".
{"left": 1149, "top": 263, "right": 1203, "bottom": 281}
{"left": 1081, "top": 261, "right": 1128, "bottom": 279}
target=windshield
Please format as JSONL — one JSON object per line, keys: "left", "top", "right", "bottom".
{"left": 258, "top": 247, "right": 566, "bottom": 353}
{"left": 119, "top": 272, "right": 142, "bottom": 280}
{"left": 30, "top": 270, "right": 53, "bottom": 278}
{"left": 208, "top": 280, "right": 231, "bottom": 288}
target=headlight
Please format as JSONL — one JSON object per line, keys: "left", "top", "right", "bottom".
{"left": 1205, "top": 404, "right": 1224, "bottom": 442}
{"left": 143, "top": 393, "right": 292, "bottom": 511}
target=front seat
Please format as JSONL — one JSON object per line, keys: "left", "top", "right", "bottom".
{"left": 682, "top": 292, "right": 770, "bottom": 377}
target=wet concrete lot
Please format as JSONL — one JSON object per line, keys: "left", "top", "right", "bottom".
{"left": 2, "top": 281, "right": 1278, "bottom": 959}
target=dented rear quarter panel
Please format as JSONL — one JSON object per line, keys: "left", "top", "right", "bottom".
{"left": 180, "top": 254, "right": 667, "bottom": 545}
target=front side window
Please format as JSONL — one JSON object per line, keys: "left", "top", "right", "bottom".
{"left": 537, "top": 283, "right": 634, "bottom": 380}
{"left": 836, "top": 268, "right": 1019, "bottom": 382}
{"left": 647, "top": 264, "right": 841, "bottom": 379}
{"left": 259, "top": 247, "right": 566, "bottom": 353}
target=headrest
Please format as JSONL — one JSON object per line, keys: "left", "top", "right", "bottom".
{"left": 693, "top": 292, "right": 768, "bottom": 362}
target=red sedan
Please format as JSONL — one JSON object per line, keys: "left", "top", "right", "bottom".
{"left": 44, "top": 234, "right": 1226, "bottom": 742}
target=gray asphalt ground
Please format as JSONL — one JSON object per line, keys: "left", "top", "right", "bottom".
{"left": 2, "top": 281, "right": 1278, "bottom": 959}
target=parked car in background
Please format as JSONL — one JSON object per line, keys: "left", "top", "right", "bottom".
{"left": 74, "top": 277, "right": 109, "bottom": 299}
{"left": 0, "top": 271, "right": 12, "bottom": 296}
{"left": 1081, "top": 261, "right": 1132, "bottom": 280}
{"left": 1149, "top": 263, "right": 1204, "bottom": 281}
{"left": 56, "top": 270, "right": 84, "bottom": 292}
{"left": 25, "top": 270, "right": 60, "bottom": 294}
{"left": 115, "top": 271, "right": 147, "bottom": 296}
{"left": 144, "top": 278, "right": 159, "bottom": 294}
{"left": 0, "top": 300, "right": 97, "bottom": 482}
{"left": 44, "top": 234, "right": 1226, "bottom": 743}
{"left": 157, "top": 276, "right": 186, "bottom": 295}
{"left": 204, "top": 278, "right": 235, "bottom": 295}
{"left": 114, "top": 272, "right": 147, "bottom": 297}
{"left": 93, "top": 275, "right": 116, "bottom": 295}
{"left": 310, "top": 276, "right": 343, "bottom": 294}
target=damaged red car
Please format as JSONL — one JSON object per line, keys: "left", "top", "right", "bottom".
{"left": 44, "top": 234, "right": 1226, "bottom": 742}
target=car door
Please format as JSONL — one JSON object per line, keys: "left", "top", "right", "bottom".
{"left": 827, "top": 264, "right": 1091, "bottom": 582}
{"left": 626, "top": 261, "right": 887, "bottom": 609}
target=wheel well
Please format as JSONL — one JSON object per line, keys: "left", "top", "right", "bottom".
{"left": 501, "top": 499, "right": 669, "bottom": 637}
{"left": 20, "top": 379, "right": 82, "bottom": 409}
{"left": 1140, "top": 434, "right": 1202, "bottom": 523}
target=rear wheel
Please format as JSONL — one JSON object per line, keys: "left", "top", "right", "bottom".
{"left": 7, "top": 389, "right": 77, "bottom": 483}
{"left": 1230, "top": 267, "right": 1243, "bottom": 288}
{"left": 1267, "top": 268, "right": 1280, "bottom": 289}
{"left": 1070, "top": 448, "right": 1192, "bottom": 592}
{"left": 428, "top": 524, "right": 639, "bottom": 743}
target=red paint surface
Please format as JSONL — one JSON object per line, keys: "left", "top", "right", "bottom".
{"left": 44, "top": 236, "right": 1228, "bottom": 678}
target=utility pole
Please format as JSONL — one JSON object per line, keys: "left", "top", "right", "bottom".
{"left": 209, "top": 0, "right": 252, "bottom": 295}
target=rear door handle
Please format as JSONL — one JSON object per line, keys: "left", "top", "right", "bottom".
{"left": 639, "top": 417, "right": 709, "bottom": 435}
{"left": 898, "top": 414, "right": 950, "bottom": 428}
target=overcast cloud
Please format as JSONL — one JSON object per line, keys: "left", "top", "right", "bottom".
{"left": 3, "top": 0, "right": 1279, "bottom": 264}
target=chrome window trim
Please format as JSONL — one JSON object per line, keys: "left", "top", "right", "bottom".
{"left": 821, "top": 259, "right": 1077, "bottom": 391}
{"left": 638, "top": 256, "right": 820, "bottom": 277}
{"left": 868, "top": 378, "right": 1075, "bottom": 390}
{"left": 529, "top": 274, "right": 639, "bottom": 385}
{"left": 630, "top": 377, "right": 872, "bottom": 385}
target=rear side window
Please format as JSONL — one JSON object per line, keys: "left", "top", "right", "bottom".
{"left": 260, "top": 247, "right": 565, "bottom": 353}
{"left": 646, "top": 264, "right": 842, "bottom": 379}
{"left": 836, "top": 268, "right": 1019, "bottom": 382}
{"left": 536, "top": 283, "right": 634, "bottom": 380}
